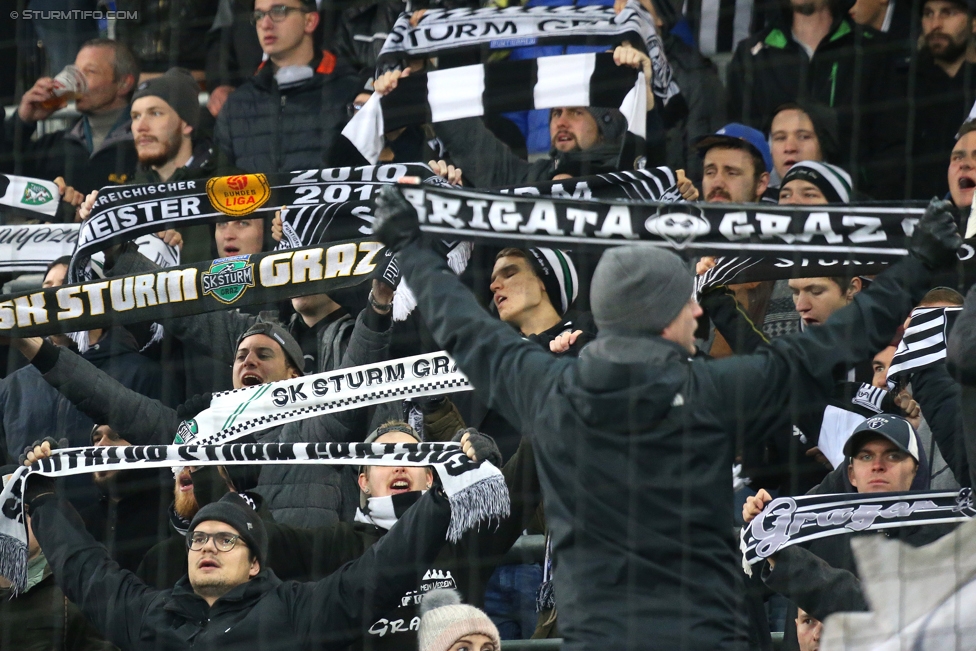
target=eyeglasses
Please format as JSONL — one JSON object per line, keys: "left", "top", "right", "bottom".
{"left": 346, "top": 101, "right": 366, "bottom": 117}
{"left": 187, "top": 531, "right": 243, "bottom": 552}
{"left": 250, "top": 5, "right": 308, "bottom": 25}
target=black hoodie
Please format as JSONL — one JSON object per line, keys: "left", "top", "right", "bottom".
{"left": 395, "top": 240, "right": 936, "bottom": 651}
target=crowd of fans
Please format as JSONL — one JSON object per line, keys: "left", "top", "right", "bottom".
{"left": 1, "top": 0, "right": 976, "bottom": 649}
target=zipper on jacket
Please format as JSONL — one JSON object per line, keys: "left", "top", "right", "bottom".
{"left": 272, "top": 93, "right": 286, "bottom": 172}
{"left": 829, "top": 62, "right": 838, "bottom": 107}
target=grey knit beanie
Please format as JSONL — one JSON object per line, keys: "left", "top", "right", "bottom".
{"left": 132, "top": 67, "right": 200, "bottom": 129}
{"left": 418, "top": 589, "right": 501, "bottom": 651}
{"left": 590, "top": 246, "right": 694, "bottom": 336}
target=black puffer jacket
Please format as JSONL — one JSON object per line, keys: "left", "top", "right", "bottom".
{"left": 30, "top": 489, "right": 451, "bottom": 651}
{"left": 396, "top": 240, "right": 935, "bottom": 651}
{"left": 214, "top": 51, "right": 362, "bottom": 174}
{"left": 114, "top": 0, "right": 220, "bottom": 72}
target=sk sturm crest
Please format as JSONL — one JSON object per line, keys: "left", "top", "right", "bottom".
{"left": 21, "top": 182, "right": 54, "bottom": 206}
{"left": 201, "top": 255, "right": 256, "bottom": 304}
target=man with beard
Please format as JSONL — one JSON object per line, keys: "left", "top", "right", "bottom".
{"left": 725, "top": 0, "right": 903, "bottom": 199}
{"left": 696, "top": 123, "right": 771, "bottom": 203}
{"left": 902, "top": 0, "right": 976, "bottom": 199}
{"left": 372, "top": 45, "right": 657, "bottom": 188}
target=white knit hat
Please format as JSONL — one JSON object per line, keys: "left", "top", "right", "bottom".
{"left": 418, "top": 589, "right": 501, "bottom": 651}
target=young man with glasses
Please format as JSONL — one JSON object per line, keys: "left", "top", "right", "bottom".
{"left": 214, "top": 0, "right": 361, "bottom": 173}
{"left": 20, "top": 440, "right": 454, "bottom": 650}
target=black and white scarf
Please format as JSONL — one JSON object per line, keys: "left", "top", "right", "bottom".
{"left": 1, "top": 440, "right": 508, "bottom": 593}
{"left": 376, "top": 0, "right": 679, "bottom": 105}
{"left": 0, "top": 224, "right": 79, "bottom": 273}
{"left": 68, "top": 164, "right": 434, "bottom": 282}
{"left": 886, "top": 306, "right": 963, "bottom": 389}
{"left": 401, "top": 186, "right": 956, "bottom": 277}
{"left": 740, "top": 489, "right": 976, "bottom": 573}
{"left": 176, "top": 351, "right": 471, "bottom": 445}
{"left": 354, "top": 491, "right": 425, "bottom": 531}
{"left": 0, "top": 174, "right": 60, "bottom": 218}
{"left": 341, "top": 52, "right": 646, "bottom": 165}
{"left": 0, "top": 240, "right": 380, "bottom": 338}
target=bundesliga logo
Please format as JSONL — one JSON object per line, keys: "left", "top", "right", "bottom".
{"left": 201, "top": 255, "right": 256, "bottom": 304}
{"left": 207, "top": 173, "right": 271, "bottom": 217}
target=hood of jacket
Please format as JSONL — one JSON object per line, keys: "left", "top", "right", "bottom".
{"left": 82, "top": 327, "right": 141, "bottom": 365}
{"left": 568, "top": 334, "right": 692, "bottom": 432}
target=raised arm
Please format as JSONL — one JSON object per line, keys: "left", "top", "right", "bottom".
{"left": 947, "top": 283, "right": 976, "bottom": 385}
{"left": 290, "top": 488, "right": 452, "bottom": 647}
{"left": 18, "top": 338, "right": 180, "bottom": 444}
{"left": 708, "top": 202, "right": 962, "bottom": 438}
{"left": 760, "top": 545, "right": 868, "bottom": 620}
{"left": 432, "top": 118, "right": 532, "bottom": 188}
{"left": 371, "top": 187, "right": 563, "bottom": 434}
{"left": 29, "top": 490, "right": 160, "bottom": 650}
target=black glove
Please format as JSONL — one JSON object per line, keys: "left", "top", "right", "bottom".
{"left": 909, "top": 199, "right": 963, "bottom": 270}
{"left": 18, "top": 436, "right": 68, "bottom": 467}
{"left": 176, "top": 393, "right": 213, "bottom": 420}
{"left": 452, "top": 427, "right": 503, "bottom": 468}
{"left": 373, "top": 185, "right": 421, "bottom": 253}
{"left": 694, "top": 257, "right": 762, "bottom": 300}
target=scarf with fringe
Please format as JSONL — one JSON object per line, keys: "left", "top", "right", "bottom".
{"left": 1, "top": 441, "right": 508, "bottom": 594}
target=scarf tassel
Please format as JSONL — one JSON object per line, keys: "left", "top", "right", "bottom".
{"left": 0, "top": 532, "right": 29, "bottom": 596}
{"left": 445, "top": 473, "right": 510, "bottom": 543}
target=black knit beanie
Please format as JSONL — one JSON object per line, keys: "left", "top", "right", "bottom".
{"left": 132, "top": 68, "right": 200, "bottom": 129}
{"left": 188, "top": 492, "right": 268, "bottom": 565}
{"left": 527, "top": 248, "right": 579, "bottom": 316}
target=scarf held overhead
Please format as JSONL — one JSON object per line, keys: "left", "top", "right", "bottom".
{"left": 177, "top": 351, "right": 472, "bottom": 445}
{"left": 886, "top": 306, "right": 962, "bottom": 389}
{"left": 342, "top": 52, "right": 646, "bottom": 165}
{"left": 0, "top": 441, "right": 508, "bottom": 593}
{"left": 69, "top": 164, "right": 434, "bottom": 282}
{"left": 0, "top": 239, "right": 382, "bottom": 337}
{"left": 740, "top": 489, "right": 976, "bottom": 572}
{"left": 376, "top": 0, "right": 679, "bottom": 104}
{"left": 400, "top": 185, "right": 963, "bottom": 275}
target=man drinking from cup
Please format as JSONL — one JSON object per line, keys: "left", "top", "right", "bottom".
{"left": 1, "top": 38, "right": 141, "bottom": 196}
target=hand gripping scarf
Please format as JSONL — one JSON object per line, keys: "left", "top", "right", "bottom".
{"left": 739, "top": 489, "right": 976, "bottom": 575}
{"left": 1, "top": 439, "right": 507, "bottom": 594}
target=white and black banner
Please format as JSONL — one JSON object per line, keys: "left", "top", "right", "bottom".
{"left": 376, "top": 0, "right": 679, "bottom": 105}
{"left": 402, "top": 185, "right": 937, "bottom": 274}
{"left": 177, "top": 351, "right": 472, "bottom": 445}
{"left": 886, "top": 307, "right": 963, "bottom": 389}
{"left": 0, "top": 225, "right": 180, "bottom": 275}
{"left": 341, "top": 52, "right": 646, "bottom": 165}
{"left": 1, "top": 439, "right": 507, "bottom": 593}
{"left": 69, "top": 164, "right": 435, "bottom": 282}
{"left": 740, "top": 489, "right": 976, "bottom": 571}
{"left": 0, "top": 174, "right": 60, "bottom": 218}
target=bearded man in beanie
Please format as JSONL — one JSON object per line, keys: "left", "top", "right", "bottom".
{"left": 372, "top": 45, "right": 656, "bottom": 188}
{"left": 370, "top": 184, "right": 962, "bottom": 651}
{"left": 18, "top": 438, "right": 456, "bottom": 651}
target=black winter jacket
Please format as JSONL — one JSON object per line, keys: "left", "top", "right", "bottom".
{"left": 31, "top": 322, "right": 383, "bottom": 528}
{"left": 214, "top": 51, "right": 362, "bottom": 174}
{"left": 0, "top": 561, "right": 115, "bottom": 651}
{"left": 726, "top": 17, "right": 904, "bottom": 198}
{"left": 761, "top": 463, "right": 956, "bottom": 651}
{"left": 0, "top": 113, "right": 139, "bottom": 195}
{"left": 30, "top": 489, "right": 451, "bottom": 651}
{"left": 396, "top": 242, "right": 936, "bottom": 651}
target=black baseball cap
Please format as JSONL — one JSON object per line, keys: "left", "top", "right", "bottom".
{"left": 236, "top": 322, "right": 304, "bottom": 375}
{"left": 843, "top": 415, "right": 920, "bottom": 463}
